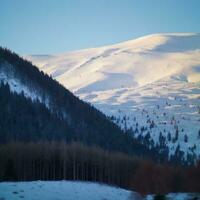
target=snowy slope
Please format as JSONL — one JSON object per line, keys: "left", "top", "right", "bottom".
{"left": 0, "top": 62, "right": 44, "bottom": 103}
{"left": 27, "top": 33, "right": 200, "bottom": 158}
{"left": 0, "top": 181, "right": 133, "bottom": 200}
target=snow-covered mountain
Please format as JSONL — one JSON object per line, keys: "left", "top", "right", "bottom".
{"left": 27, "top": 33, "right": 200, "bottom": 159}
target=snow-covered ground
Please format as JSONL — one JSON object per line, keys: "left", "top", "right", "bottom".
{"left": 0, "top": 181, "right": 133, "bottom": 200}
{"left": 0, "top": 181, "right": 199, "bottom": 200}
{"left": 27, "top": 33, "right": 200, "bottom": 158}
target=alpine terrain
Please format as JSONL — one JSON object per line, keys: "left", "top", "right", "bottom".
{"left": 27, "top": 33, "right": 200, "bottom": 160}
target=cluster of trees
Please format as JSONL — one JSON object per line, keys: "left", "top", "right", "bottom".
{"left": 0, "top": 142, "right": 136, "bottom": 188}
{"left": 0, "top": 142, "right": 200, "bottom": 194}
{"left": 110, "top": 114, "right": 198, "bottom": 165}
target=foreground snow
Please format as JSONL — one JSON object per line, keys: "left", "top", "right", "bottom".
{"left": 27, "top": 33, "right": 200, "bottom": 158}
{"left": 0, "top": 181, "right": 132, "bottom": 200}
{"left": 0, "top": 181, "right": 199, "bottom": 200}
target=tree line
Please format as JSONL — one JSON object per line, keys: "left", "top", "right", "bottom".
{"left": 0, "top": 142, "right": 200, "bottom": 194}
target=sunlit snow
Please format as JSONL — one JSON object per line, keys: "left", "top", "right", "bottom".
{"left": 27, "top": 33, "right": 200, "bottom": 157}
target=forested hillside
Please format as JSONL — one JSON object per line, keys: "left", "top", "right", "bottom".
{"left": 0, "top": 83, "right": 73, "bottom": 143}
{"left": 0, "top": 47, "right": 158, "bottom": 158}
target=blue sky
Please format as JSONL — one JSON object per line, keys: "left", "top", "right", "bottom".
{"left": 1, "top": 0, "right": 200, "bottom": 55}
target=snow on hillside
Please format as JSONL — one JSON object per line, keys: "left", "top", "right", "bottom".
{"left": 0, "top": 61, "right": 50, "bottom": 108}
{"left": 27, "top": 33, "right": 200, "bottom": 158}
{"left": 0, "top": 181, "right": 133, "bottom": 200}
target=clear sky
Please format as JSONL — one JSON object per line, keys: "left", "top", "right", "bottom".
{"left": 1, "top": 0, "right": 200, "bottom": 55}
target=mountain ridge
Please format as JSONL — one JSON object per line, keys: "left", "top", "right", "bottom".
{"left": 27, "top": 33, "right": 200, "bottom": 159}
